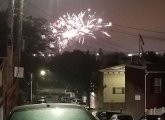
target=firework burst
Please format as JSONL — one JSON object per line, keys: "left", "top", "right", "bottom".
{"left": 50, "top": 9, "right": 112, "bottom": 51}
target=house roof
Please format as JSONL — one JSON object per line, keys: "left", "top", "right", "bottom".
{"left": 99, "top": 63, "right": 165, "bottom": 73}
{"left": 99, "top": 65, "right": 125, "bottom": 72}
{"left": 126, "top": 64, "right": 146, "bottom": 70}
{"left": 126, "top": 64, "right": 165, "bottom": 72}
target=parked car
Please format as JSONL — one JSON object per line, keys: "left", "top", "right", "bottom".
{"left": 71, "top": 98, "right": 85, "bottom": 104}
{"left": 161, "top": 113, "right": 165, "bottom": 120}
{"left": 139, "top": 115, "right": 161, "bottom": 120}
{"left": 91, "top": 110, "right": 100, "bottom": 120}
{"left": 37, "top": 96, "right": 46, "bottom": 103}
{"left": 95, "top": 110, "right": 120, "bottom": 120}
{"left": 71, "top": 98, "right": 88, "bottom": 108}
{"left": 7, "top": 103, "right": 97, "bottom": 120}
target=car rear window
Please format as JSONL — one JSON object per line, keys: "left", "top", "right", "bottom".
{"left": 10, "top": 107, "right": 94, "bottom": 120}
{"left": 118, "top": 115, "right": 133, "bottom": 120}
{"left": 146, "top": 115, "right": 161, "bottom": 120}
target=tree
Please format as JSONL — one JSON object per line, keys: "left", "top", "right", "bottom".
{"left": 142, "top": 51, "right": 161, "bottom": 63}
{"left": 0, "top": 10, "right": 51, "bottom": 61}
{"left": 21, "top": 16, "right": 50, "bottom": 78}
{"left": 102, "top": 52, "right": 129, "bottom": 68}
{"left": 0, "top": 11, "right": 58, "bottom": 102}
{"left": 20, "top": 16, "right": 52, "bottom": 102}
{"left": 49, "top": 50, "right": 98, "bottom": 96}
{"left": 22, "top": 16, "right": 50, "bottom": 55}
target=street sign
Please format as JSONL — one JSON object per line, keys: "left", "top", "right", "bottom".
{"left": 14, "top": 67, "right": 24, "bottom": 78}
{"left": 135, "top": 94, "right": 141, "bottom": 101}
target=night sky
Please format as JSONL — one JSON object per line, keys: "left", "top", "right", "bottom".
{"left": 1, "top": 0, "right": 165, "bottom": 54}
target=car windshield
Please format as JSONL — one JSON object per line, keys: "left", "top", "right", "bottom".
{"left": 10, "top": 107, "right": 95, "bottom": 120}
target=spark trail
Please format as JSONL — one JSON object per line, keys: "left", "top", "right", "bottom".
{"left": 50, "top": 9, "right": 112, "bottom": 51}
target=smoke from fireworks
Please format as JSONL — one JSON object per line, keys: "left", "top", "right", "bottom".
{"left": 50, "top": 9, "right": 112, "bottom": 51}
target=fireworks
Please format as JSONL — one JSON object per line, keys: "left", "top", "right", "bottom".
{"left": 50, "top": 9, "right": 112, "bottom": 51}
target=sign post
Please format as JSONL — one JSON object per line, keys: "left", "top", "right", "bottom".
{"left": 135, "top": 94, "right": 141, "bottom": 119}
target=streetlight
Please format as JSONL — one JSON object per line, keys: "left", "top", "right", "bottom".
{"left": 128, "top": 53, "right": 133, "bottom": 62}
{"left": 40, "top": 70, "right": 46, "bottom": 76}
{"left": 96, "top": 52, "right": 100, "bottom": 61}
{"left": 36, "top": 70, "right": 46, "bottom": 101}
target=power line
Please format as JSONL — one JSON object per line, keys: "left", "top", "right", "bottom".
{"left": 113, "top": 23, "right": 165, "bottom": 34}
{"left": 24, "top": 1, "right": 165, "bottom": 35}
{"left": 25, "top": 1, "right": 165, "bottom": 41}
{"left": 23, "top": 1, "right": 165, "bottom": 54}
{"left": 24, "top": 0, "right": 55, "bottom": 19}
{"left": 24, "top": 1, "right": 138, "bottom": 53}
{"left": 100, "top": 38, "right": 137, "bottom": 53}
{"left": 110, "top": 29, "right": 137, "bottom": 37}
{"left": 94, "top": 39, "right": 133, "bottom": 52}
{"left": 110, "top": 28, "right": 165, "bottom": 41}
{"left": 109, "top": 29, "right": 165, "bottom": 52}
{"left": 23, "top": 1, "right": 138, "bottom": 53}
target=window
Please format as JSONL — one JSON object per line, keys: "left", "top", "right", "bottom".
{"left": 153, "top": 78, "right": 161, "bottom": 94}
{"left": 113, "top": 87, "right": 125, "bottom": 94}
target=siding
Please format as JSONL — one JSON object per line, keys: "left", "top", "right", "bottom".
{"left": 103, "top": 72, "right": 125, "bottom": 103}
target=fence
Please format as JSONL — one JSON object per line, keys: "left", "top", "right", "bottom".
{"left": 147, "top": 107, "right": 165, "bottom": 115}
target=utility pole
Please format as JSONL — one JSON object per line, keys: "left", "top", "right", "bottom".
{"left": 14, "top": 0, "right": 24, "bottom": 64}
{"left": 3, "top": 0, "right": 15, "bottom": 119}
{"left": 138, "top": 33, "right": 145, "bottom": 58}
{"left": 7, "top": 0, "right": 14, "bottom": 48}
{"left": 3, "top": 0, "right": 24, "bottom": 119}
{"left": 139, "top": 36, "right": 141, "bottom": 58}
{"left": 13, "top": 0, "right": 24, "bottom": 106}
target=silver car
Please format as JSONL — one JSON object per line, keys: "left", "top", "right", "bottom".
{"left": 7, "top": 103, "right": 97, "bottom": 120}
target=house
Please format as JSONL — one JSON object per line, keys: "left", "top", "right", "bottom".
{"left": 125, "top": 64, "right": 165, "bottom": 118}
{"left": 98, "top": 64, "right": 165, "bottom": 119}
{"left": 99, "top": 65, "right": 125, "bottom": 111}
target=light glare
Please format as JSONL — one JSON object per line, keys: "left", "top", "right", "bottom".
{"left": 40, "top": 70, "right": 46, "bottom": 76}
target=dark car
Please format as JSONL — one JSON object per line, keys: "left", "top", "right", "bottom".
{"left": 96, "top": 111, "right": 120, "bottom": 120}
{"left": 7, "top": 103, "right": 97, "bottom": 120}
{"left": 71, "top": 98, "right": 88, "bottom": 108}
{"left": 110, "top": 114, "right": 133, "bottom": 120}
{"left": 37, "top": 96, "right": 47, "bottom": 103}
{"left": 161, "top": 113, "right": 165, "bottom": 120}
{"left": 139, "top": 115, "right": 161, "bottom": 120}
